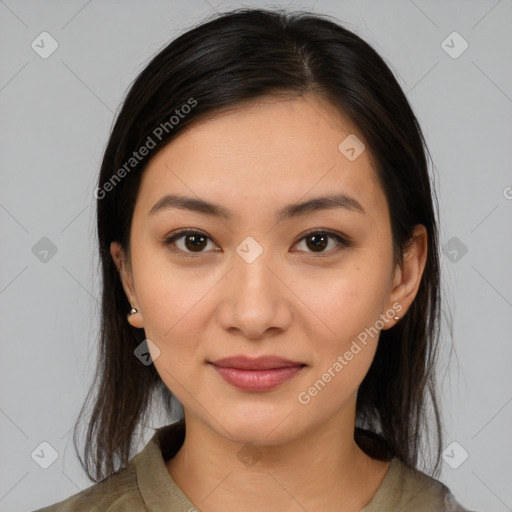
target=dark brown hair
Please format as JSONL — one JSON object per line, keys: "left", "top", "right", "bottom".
{"left": 74, "top": 7, "right": 446, "bottom": 482}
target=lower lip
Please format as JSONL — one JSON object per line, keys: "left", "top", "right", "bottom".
{"left": 210, "top": 364, "right": 305, "bottom": 391}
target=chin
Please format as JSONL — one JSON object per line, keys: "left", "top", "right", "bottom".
{"left": 211, "top": 402, "right": 305, "bottom": 447}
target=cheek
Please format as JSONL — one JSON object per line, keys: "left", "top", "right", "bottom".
{"left": 292, "top": 267, "right": 386, "bottom": 413}
{"left": 136, "top": 262, "right": 213, "bottom": 396}
{"left": 296, "top": 261, "right": 389, "bottom": 348}
{"left": 133, "top": 241, "right": 218, "bottom": 340}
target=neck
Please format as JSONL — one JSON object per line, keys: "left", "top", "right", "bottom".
{"left": 166, "top": 399, "right": 390, "bottom": 511}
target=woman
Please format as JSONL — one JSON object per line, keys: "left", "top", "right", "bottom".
{"left": 35, "top": 7, "right": 473, "bottom": 511}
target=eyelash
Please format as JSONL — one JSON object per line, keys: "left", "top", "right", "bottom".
{"left": 162, "top": 228, "right": 350, "bottom": 258}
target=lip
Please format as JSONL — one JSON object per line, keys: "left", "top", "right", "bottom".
{"left": 210, "top": 355, "right": 304, "bottom": 370}
{"left": 209, "top": 355, "right": 306, "bottom": 392}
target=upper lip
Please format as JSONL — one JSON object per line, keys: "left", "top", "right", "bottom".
{"left": 209, "top": 355, "right": 305, "bottom": 370}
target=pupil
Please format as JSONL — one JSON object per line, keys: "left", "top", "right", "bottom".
{"left": 307, "top": 233, "right": 327, "bottom": 252}
{"left": 185, "top": 234, "right": 207, "bottom": 251}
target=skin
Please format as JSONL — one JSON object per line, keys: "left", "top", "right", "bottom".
{"left": 111, "top": 93, "right": 427, "bottom": 511}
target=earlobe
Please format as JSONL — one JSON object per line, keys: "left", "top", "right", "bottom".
{"left": 127, "top": 307, "right": 144, "bottom": 329}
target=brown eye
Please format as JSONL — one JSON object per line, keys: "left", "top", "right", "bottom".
{"left": 305, "top": 233, "right": 329, "bottom": 252}
{"left": 164, "top": 230, "right": 217, "bottom": 254}
{"left": 183, "top": 233, "right": 208, "bottom": 252}
{"left": 294, "top": 230, "right": 349, "bottom": 255}
{"left": 163, "top": 228, "right": 349, "bottom": 257}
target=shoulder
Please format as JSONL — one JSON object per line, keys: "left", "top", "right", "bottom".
{"left": 32, "top": 463, "right": 144, "bottom": 512}
{"left": 395, "top": 460, "right": 470, "bottom": 511}
{"left": 364, "top": 457, "right": 473, "bottom": 512}
{"left": 32, "top": 420, "right": 186, "bottom": 512}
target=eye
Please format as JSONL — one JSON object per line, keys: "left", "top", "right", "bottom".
{"left": 293, "top": 229, "right": 350, "bottom": 256}
{"left": 163, "top": 228, "right": 350, "bottom": 257}
{"left": 163, "top": 229, "right": 219, "bottom": 256}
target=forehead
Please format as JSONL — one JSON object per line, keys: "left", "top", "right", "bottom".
{"left": 135, "top": 94, "right": 386, "bottom": 221}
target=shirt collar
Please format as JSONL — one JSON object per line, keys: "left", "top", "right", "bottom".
{"left": 133, "top": 418, "right": 199, "bottom": 511}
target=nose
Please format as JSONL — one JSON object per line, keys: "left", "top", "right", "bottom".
{"left": 215, "top": 249, "right": 292, "bottom": 340}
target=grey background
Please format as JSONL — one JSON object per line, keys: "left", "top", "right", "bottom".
{"left": 1, "top": 0, "right": 511, "bottom": 511}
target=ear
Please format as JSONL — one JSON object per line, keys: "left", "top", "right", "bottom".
{"left": 382, "top": 224, "right": 428, "bottom": 330}
{"left": 110, "top": 241, "right": 144, "bottom": 329}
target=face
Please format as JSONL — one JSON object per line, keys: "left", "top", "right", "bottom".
{"left": 111, "top": 94, "right": 426, "bottom": 446}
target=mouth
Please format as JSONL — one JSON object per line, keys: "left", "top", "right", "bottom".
{"left": 208, "top": 355, "right": 307, "bottom": 392}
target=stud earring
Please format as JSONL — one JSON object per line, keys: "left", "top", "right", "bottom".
{"left": 394, "top": 316, "right": 400, "bottom": 320}
{"left": 129, "top": 307, "right": 138, "bottom": 315}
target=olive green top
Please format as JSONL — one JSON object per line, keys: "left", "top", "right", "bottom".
{"left": 34, "top": 419, "right": 473, "bottom": 511}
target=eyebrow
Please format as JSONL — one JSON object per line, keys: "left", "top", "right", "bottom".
{"left": 148, "top": 192, "right": 365, "bottom": 221}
